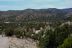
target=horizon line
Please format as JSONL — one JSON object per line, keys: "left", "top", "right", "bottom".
{"left": 0, "top": 8, "right": 72, "bottom": 11}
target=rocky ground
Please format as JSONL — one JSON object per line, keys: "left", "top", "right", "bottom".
{"left": 0, "top": 35, "right": 37, "bottom": 48}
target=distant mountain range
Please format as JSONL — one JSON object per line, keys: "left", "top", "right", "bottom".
{"left": 0, "top": 8, "right": 72, "bottom": 22}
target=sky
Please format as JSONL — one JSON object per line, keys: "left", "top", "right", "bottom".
{"left": 0, "top": 0, "right": 72, "bottom": 11}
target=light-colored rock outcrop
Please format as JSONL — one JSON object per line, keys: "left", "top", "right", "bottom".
{"left": 0, "top": 35, "right": 37, "bottom": 48}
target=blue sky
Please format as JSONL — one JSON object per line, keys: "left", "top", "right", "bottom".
{"left": 0, "top": 0, "right": 72, "bottom": 11}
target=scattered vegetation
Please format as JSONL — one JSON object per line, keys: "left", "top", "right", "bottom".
{"left": 0, "top": 8, "right": 72, "bottom": 48}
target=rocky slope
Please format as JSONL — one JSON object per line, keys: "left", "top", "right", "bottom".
{"left": 0, "top": 35, "right": 37, "bottom": 48}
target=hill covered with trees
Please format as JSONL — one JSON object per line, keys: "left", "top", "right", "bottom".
{"left": 0, "top": 8, "right": 72, "bottom": 22}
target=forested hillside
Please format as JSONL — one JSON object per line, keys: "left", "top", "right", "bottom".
{"left": 0, "top": 8, "right": 72, "bottom": 22}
